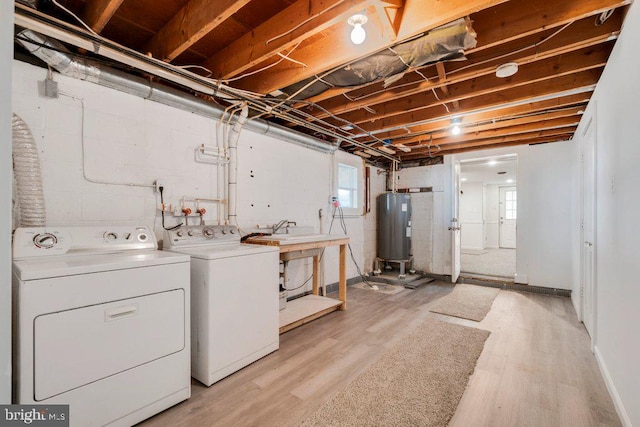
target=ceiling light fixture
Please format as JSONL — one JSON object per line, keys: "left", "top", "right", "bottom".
{"left": 507, "top": 179, "right": 514, "bottom": 183}
{"left": 348, "top": 14, "right": 368, "bottom": 45}
{"left": 450, "top": 117, "right": 462, "bottom": 136}
{"left": 496, "top": 62, "right": 519, "bottom": 78}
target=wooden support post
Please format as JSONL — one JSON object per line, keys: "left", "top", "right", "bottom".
{"left": 312, "top": 254, "right": 320, "bottom": 295}
{"left": 339, "top": 244, "right": 347, "bottom": 310}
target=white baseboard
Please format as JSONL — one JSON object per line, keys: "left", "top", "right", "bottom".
{"left": 571, "top": 291, "right": 582, "bottom": 321}
{"left": 594, "top": 345, "right": 632, "bottom": 427}
{"left": 514, "top": 273, "right": 528, "bottom": 284}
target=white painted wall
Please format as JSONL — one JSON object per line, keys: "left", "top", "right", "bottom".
{"left": 571, "top": 2, "right": 640, "bottom": 424}
{"left": 1, "top": 1, "right": 13, "bottom": 404}
{"left": 457, "top": 144, "right": 575, "bottom": 288}
{"left": 396, "top": 160, "right": 452, "bottom": 276}
{"left": 484, "top": 184, "right": 500, "bottom": 248}
{"left": 11, "top": 60, "right": 369, "bottom": 300}
{"left": 460, "top": 182, "right": 484, "bottom": 250}
{"left": 400, "top": 145, "right": 575, "bottom": 287}
{"left": 363, "top": 166, "right": 387, "bottom": 271}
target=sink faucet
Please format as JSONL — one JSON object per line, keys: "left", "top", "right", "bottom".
{"left": 272, "top": 219, "right": 289, "bottom": 234}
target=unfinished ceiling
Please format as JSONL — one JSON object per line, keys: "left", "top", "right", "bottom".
{"left": 13, "top": 0, "right": 630, "bottom": 165}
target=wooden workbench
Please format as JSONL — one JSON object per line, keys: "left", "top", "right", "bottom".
{"left": 244, "top": 234, "right": 349, "bottom": 333}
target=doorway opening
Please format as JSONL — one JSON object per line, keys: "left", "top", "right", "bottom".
{"left": 458, "top": 155, "right": 517, "bottom": 280}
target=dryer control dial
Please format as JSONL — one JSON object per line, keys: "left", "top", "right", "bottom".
{"left": 33, "top": 233, "right": 57, "bottom": 249}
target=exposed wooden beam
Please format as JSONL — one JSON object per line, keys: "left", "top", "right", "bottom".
{"left": 354, "top": 69, "right": 600, "bottom": 133}
{"left": 232, "top": 0, "right": 510, "bottom": 94}
{"left": 326, "top": 45, "right": 608, "bottom": 126}
{"left": 82, "top": 0, "right": 124, "bottom": 33}
{"left": 311, "top": 18, "right": 619, "bottom": 119}
{"left": 373, "top": 0, "right": 405, "bottom": 41}
{"left": 203, "top": 0, "right": 379, "bottom": 80}
{"left": 144, "top": 0, "right": 251, "bottom": 62}
{"left": 402, "top": 135, "right": 573, "bottom": 157}
{"left": 405, "top": 117, "right": 580, "bottom": 147}
{"left": 470, "top": 0, "right": 630, "bottom": 54}
{"left": 356, "top": 94, "right": 589, "bottom": 143}
{"left": 381, "top": 108, "right": 584, "bottom": 147}
{"left": 301, "top": 2, "right": 624, "bottom": 106}
{"left": 400, "top": 130, "right": 575, "bottom": 158}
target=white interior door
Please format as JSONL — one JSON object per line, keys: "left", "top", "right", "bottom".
{"left": 581, "top": 118, "right": 596, "bottom": 341}
{"left": 451, "top": 161, "right": 461, "bottom": 282}
{"left": 499, "top": 186, "right": 517, "bottom": 248}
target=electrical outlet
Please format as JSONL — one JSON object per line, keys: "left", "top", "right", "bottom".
{"left": 154, "top": 179, "right": 164, "bottom": 193}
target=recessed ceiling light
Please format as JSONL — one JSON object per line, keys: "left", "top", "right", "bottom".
{"left": 461, "top": 177, "right": 468, "bottom": 182}
{"left": 507, "top": 179, "right": 514, "bottom": 183}
{"left": 496, "top": 62, "right": 518, "bottom": 78}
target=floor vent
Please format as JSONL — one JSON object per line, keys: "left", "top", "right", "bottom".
{"left": 458, "top": 276, "right": 571, "bottom": 297}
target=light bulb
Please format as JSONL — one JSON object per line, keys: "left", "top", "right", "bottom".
{"left": 451, "top": 124, "right": 462, "bottom": 136}
{"left": 351, "top": 24, "right": 366, "bottom": 45}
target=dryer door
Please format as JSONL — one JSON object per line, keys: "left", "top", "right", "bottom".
{"left": 33, "top": 289, "right": 184, "bottom": 401}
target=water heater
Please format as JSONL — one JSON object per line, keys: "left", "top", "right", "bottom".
{"left": 376, "top": 193, "right": 412, "bottom": 261}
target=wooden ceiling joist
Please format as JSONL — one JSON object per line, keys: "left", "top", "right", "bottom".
{"left": 470, "top": 0, "right": 630, "bottom": 54}
{"left": 310, "top": 13, "right": 620, "bottom": 119}
{"left": 231, "top": 0, "right": 510, "bottom": 94}
{"left": 377, "top": 108, "right": 585, "bottom": 148}
{"left": 203, "top": 0, "right": 381, "bottom": 80}
{"left": 400, "top": 129, "right": 576, "bottom": 158}
{"left": 354, "top": 95, "right": 589, "bottom": 145}
{"left": 320, "top": 45, "right": 608, "bottom": 128}
{"left": 82, "top": 0, "right": 125, "bottom": 33}
{"left": 303, "top": 1, "right": 625, "bottom": 106}
{"left": 144, "top": 0, "right": 252, "bottom": 62}
{"left": 354, "top": 69, "right": 601, "bottom": 134}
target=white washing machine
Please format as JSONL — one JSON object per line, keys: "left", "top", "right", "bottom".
{"left": 12, "top": 226, "right": 191, "bottom": 427}
{"left": 163, "top": 225, "right": 279, "bottom": 386}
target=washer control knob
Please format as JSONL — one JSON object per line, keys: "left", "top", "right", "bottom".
{"left": 138, "top": 233, "right": 148, "bottom": 241}
{"left": 188, "top": 230, "right": 194, "bottom": 236}
{"left": 33, "top": 233, "right": 57, "bottom": 249}
{"left": 124, "top": 233, "right": 132, "bottom": 240}
{"left": 221, "top": 229, "right": 227, "bottom": 235}
{"left": 104, "top": 232, "right": 118, "bottom": 242}
{"left": 176, "top": 231, "right": 184, "bottom": 237}
{"left": 229, "top": 229, "right": 235, "bottom": 234}
{"left": 203, "top": 227, "right": 215, "bottom": 238}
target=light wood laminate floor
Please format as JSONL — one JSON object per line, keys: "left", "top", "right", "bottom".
{"left": 140, "top": 282, "right": 620, "bottom": 426}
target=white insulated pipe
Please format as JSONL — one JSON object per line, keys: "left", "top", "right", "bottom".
{"left": 12, "top": 113, "right": 46, "bottom": 227}
{"left": 227, "top": 104, "right": 249, "bottom": 224}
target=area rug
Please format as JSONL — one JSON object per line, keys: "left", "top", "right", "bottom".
{"left": 353, "top": 281, "right": 404, "bottom": 295}
{"left": 429, "top": 284, "right": 500, "bottom": 322}
{"left": 302, "top": 318, "right": 490, "bottom": 427}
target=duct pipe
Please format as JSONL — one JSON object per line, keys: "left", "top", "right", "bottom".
{"left": 227, "top": 104, "right": 249, "bottom": 224}
{"left": 16, "top": 30, "right": 338, "bottom": 155}
{"left": 12, "top": 114, "right": 46, "bottom": 227}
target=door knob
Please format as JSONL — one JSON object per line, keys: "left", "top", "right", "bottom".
{"left": 584, "top": 241, "right": 593, "bottom": 247}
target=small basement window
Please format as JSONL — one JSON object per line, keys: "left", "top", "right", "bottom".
{"left": 338, "top": 163, "right": 358, "bottom": 209}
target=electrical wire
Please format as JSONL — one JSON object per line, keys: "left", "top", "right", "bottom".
{"left": 59, "top": 92, "right": 155, "bottom": 188}
{"left": 159, "top": 186, "right": 183, "bottom": 230}
{"left": 50, "top": 0, "right": 99, "bottom": 36}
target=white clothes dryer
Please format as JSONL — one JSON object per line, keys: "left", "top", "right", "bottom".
{"left": 12, "top": 226, "right": 191, "bottom": 427}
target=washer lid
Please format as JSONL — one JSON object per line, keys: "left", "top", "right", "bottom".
{"left": 12, "top": 250, "right": 190, "bottom": 281}
{"left": 165, "top": 243, "right": 279, "bottom": 260}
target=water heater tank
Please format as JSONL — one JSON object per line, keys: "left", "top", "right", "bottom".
{"left": 377, "top": 193, "right": 412, "bottom": 260}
